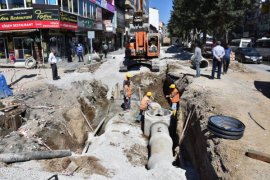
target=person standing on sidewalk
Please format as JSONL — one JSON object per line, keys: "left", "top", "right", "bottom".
{"left": 102, "top": 42, "right": 108, "bottom": 58}
{"left": 193, "top": 41, "right": 202, "bottom": 77}
{"left": 211, "top": 41, "right": 225, "bottom": 79}
{"left": 223, "top": 43, "right": 232, "bottom": 74}
{"left": 77, "top": 44, "right": 84, "bottom": 62}
{"left": 48, "top": 49, "right": 59, "bottom": 80}
{"left": 123, "top": 80, "right": 132, "bottom": 111}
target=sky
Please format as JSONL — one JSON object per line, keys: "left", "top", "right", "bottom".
{"left": 149, "top": 0, "right": 173, "bottom": 25}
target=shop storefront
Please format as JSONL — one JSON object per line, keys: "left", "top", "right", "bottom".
{"left": 0, "top": 5, "right": 78, "bottom": 63}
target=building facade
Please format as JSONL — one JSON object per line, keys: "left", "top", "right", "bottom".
{"left": 0, "top": 0, "right": 115, "bottom": 63}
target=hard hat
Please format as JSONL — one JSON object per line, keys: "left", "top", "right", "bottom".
{"left": 146, "top": 92, "right": 152, "bottom": 97}
{"left": 126, "top": 72, "right": 132, "bottom": 78}
{"left": 169, "top": 84, "right": 176, "bottom": 89}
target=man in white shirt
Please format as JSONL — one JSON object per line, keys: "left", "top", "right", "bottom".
{"left": 49, "top": 49, "right": 59, "bottom": 80}
{"left": 211, "top": 41, "right": 225, "bottom": 79}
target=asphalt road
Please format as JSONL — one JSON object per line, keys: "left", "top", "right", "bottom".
{"left": 245, "top": 63, "right": 270, "bottom": 73}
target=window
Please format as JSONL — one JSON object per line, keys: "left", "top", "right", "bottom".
{"left": 73, "top": 0, "right": 78, "bottom": 14}
{"left": 0, "top": 0, "right": 7, "bottom": 9}
{"left": 78, "top": 0, "right": 83, "bottom": 16}
{"left": 68, "top": 0, "right": 72, "bottom": 12}
{"left": 8, "top": 0, "right": 25, "bottom": 9}
{"left": 87, "top": 1, "right": 90, "bottom": 17}
{"left": 35, "top": 0, "right": 56, "bottom": 5}
{"left": 83, "top": 0, "right": 87, "bottom": 17}
{"left": 62, "top": 0, "right": 68, "bottom": 11}
{"left": 26, "top": 0, "right": 32, "bottom": 7}
{"left": 36, "top": 0, "right": 46, "bottom": 4}
{"left": 48, "top": 0, "right": 56, "bottom": 5}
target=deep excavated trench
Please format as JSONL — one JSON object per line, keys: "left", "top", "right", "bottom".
{"left": 130, "top": 70, "right": 220, "bottom": 179}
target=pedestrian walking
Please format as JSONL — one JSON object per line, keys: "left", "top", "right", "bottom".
{"left": 77, "top": 44, "right": 84, "bottom": 62}
{"left": 123, "top": 80, "right": 132, "bottom": 111}
{"left": 166, "top": 84, "right": 180, "bottom": 116}
{"left": 136, "top": 92, "right": 153, "bottom": 122}
{"left": 48, "top": 49, "right": 59, "bottom": 80}
{"left": 223, "top": 43, "right": 232, "bottom": 74}
{"left": 193, "top": 41, "right": 202, "bottom": 77}
{"left": 102, "top": 42, "right": 108, "bottom": 58}
{"left": 211, "top": 41, "right": 225, "bottom": 79}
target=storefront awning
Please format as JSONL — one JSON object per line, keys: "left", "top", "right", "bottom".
{"left": 0, "top": 29, "right": 39, "bottom": 33}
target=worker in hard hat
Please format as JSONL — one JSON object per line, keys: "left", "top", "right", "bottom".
{"left": 166, "top": 84, "right": 180, "bottom": 116}
{"left": 136, "top": 92, "right": 153, "bottom": 122}
{"left": 123, "top": 72, "right": 132, "bottom": 88}
{"left": 123, "top": 80, "right": 132, "bottom": 111}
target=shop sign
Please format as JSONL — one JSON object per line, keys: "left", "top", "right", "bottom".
{"left": 33, "top": 9, "right": 59, "bottom": 21}
{"left": 107, "top": 3, "right": 115, "bottom": 13}
{"left": 59, "top": 11, "right": 78, "bottom": 30}
{"left": 92, "top": 22, "right": 103, "bottom": 30}
{"left": 96, "top": 7, "right": 102, "bottom": 21}
{"left": 0, "top": 10, "right": 32, "bottom": 22}
{"left": 77, "top": 16, "right": 93, "bottom": 29}
{"left": 116, "top": 9, "right": 125, "bottom": 29}
{"left": 0, "top": 21, "right": 35, "bottom": 30}
{"left": 104, "top": 20, "right": 113, "bottom": 32}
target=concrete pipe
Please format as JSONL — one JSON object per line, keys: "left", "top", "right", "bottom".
{"left": 147, "top": 122, "right": 174, "bottom": 169}
{"left": 144, "top": 108, "right": 172, "bottom": 137}
{"left": 191, "top": 55, "right": 209, "bottom": 69}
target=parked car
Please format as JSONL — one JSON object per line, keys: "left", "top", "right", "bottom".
{"left": 255, "top": 37, "right": 270, "bottom": 61}
{"left": 230, "top": 38, "right": 251, "bottom": 52}
{"left": 235, "top": 47, "right": 263, "bottom": 64}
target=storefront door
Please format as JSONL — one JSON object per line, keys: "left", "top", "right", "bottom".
{"left": 13, "top": 37, "right": 33, "bottom": 61}
{"left": 0, "top": 38, "right": 7, "bottom": 61}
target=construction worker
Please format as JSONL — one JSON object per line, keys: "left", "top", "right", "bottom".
{"left": 123, "top": 80, "right": 132, "bottom": 111}
{"left": 166, "top": 84, "right": 180, "bottom": 116}
{"left": 123, "top": 72, "right": 132, "bottom": 88}
{"left": 136, "top": 92, "right": 153, "bottom": 122}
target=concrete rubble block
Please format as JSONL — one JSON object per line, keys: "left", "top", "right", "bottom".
{"left": 66, "top": 161, "right": 79, "bottom": 173}
{"left": 144, "top": 108, "right": 172, "bottom": 137}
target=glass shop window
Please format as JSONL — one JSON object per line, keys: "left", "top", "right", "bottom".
{"left": 8, "top": 0, "right": 25, "bottom": 9}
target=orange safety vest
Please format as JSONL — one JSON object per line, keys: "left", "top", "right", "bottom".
{"left": 140, "top": 96, "right": 150, "bottom": 111}
{"left": 124, "top": 84, "right": 132, "bottom": 98}
{"left": 170, "top": 88, "right": 180, "bottom": 103}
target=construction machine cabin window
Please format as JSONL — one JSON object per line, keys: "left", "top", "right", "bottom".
{"left": 149, "top": 37, "right": 158, "bottom": 52}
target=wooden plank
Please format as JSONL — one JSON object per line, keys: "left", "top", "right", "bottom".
{"left": 80, "top": 110, "right": 94, "bottom": 132}
{"left": 0, "top": 104, "right": 19, "bottom": 112}
{"left": 245, "top": 149, "right": 270, "bottom": 163}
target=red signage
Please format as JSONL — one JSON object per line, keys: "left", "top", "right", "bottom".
{"left": 0, "top": 21, "right": 36, "bottom": 30}
{"left": 60, "top": 21, "right": 78, "bottom": 30}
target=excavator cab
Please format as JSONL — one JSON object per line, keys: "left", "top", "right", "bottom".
{"left": 147, "top": 33, "right": 160, "bottom": 57}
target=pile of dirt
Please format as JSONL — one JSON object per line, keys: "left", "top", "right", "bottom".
{"left": 42, "top": 156, "right": 109, "bottom": 177}
{"left": 124, "top": 143, "right": 148, "bottom": 166}
{"left": 229, "top": 61, "right": 250, "bottom": 72}
{"left": 0, "top": 80, "right": 109, "bottom": 154}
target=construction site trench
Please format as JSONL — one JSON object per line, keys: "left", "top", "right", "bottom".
{"left": 0, "top": 62, "right": 244, "bottom": 179}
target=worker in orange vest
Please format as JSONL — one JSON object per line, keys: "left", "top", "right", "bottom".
{"left": 166, "top": 84, "right": 180, "bottom": 116}
{"left": 136, "top": 92, "right": 153, "bottom": 122}
{"left": 123, "top": 80, "right": 132, "bottom": 111}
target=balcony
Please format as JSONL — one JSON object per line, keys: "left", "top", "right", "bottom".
{"left": 125, "top": 0, "right": 135, "bottom": 9}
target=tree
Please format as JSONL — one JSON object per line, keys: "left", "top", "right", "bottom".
{"left": 168, "top": 0, "right": 260, "bottom": 43}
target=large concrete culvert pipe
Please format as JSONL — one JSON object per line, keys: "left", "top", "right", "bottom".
{"left": 147, "top": 121, "right": 174, "bottom": 169}
{"left": 144, "top": 108, "right": 172, "bottom": 137}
